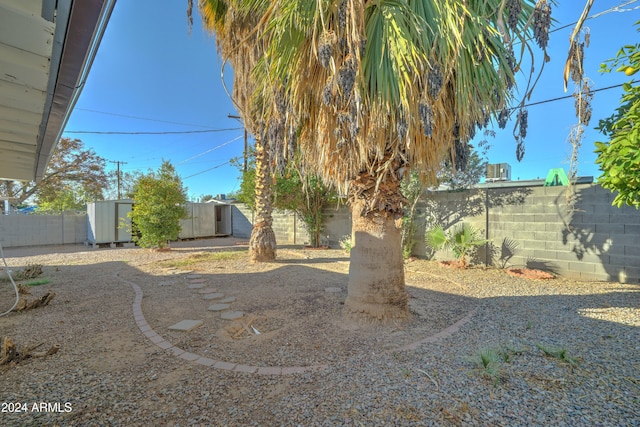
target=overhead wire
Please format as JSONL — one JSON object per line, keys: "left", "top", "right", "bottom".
{"left": 64, "top": 127, "right": 242, "bottom": 135}
{"left": 519, "top": 80, "right": 638, "bottom": 110}
{"left": 183, "top": 161, "right": 230, "bottom": 179}
{"left": 75, "top": 108, "right": 222, "bottom": 129}
{"left": 549, "top": 0, "right": 640, "bottom": 34}
{"left": 65, "top": 4, "right": 639, "bottom": 138}
{"left": 65, "top": 0, "right": 638, "bottom": 180}
{"left": 64, "top": 80, "right": 633, "bottom": 137}
{"left": 176, "top": 135, "right": 243, "bottom": 165}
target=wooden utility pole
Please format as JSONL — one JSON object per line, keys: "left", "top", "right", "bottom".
{"left": 108, "top": 160, "right": 128, "bottom": 199}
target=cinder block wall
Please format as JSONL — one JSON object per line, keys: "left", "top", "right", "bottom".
{"left": 0, "top": 213, "right": 87, "bottom": 247}
{"left": 322, "top": 204, "right": 351, "bottom": 247}
{"left": 232, "top": 183, "right": 639, "bottom": 283}
{"left": 231, "top": 204, "right": 253, "bottom": 239}
{"left": 411, "top": 183, "right": 640, "bottom": 283}
{"left": 231, "top": 204, "right": 311, "bottom": 245}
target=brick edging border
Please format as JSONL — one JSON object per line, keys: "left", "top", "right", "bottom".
{"left": 116, "top": 274, "right": 476, "bottom": 375}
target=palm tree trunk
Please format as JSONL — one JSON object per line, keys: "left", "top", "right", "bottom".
{"left": 249, "top": 138, "right": 277, "bottom": 262}
{"left": 344, "top": 172, "right": 408, "bottom": 321}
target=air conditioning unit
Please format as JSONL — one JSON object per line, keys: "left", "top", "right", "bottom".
{"left": 486, "top": 163, "right": 511, "bottom": 181}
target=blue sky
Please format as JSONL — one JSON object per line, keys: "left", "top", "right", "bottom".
{"left": 63, "top": 1, "right": 640, "bottom": 200}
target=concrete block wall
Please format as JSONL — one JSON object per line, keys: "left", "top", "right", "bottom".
{"left": 231, "top": 203, "right": 311, "bottom": 245}
{"left": 229, "top": 182, "right": 638, "bottom": 283}
{"left": 231, "top": 204, "right": 253, "bottom": 239}
{"left": 409, "top": 183, "right": 640, "bottom": 283}
{"left": 322, "top": 205, "right": 352, "bottom": 247}
{"left": 0, "top": 213, "right": 88, "bottom": 247}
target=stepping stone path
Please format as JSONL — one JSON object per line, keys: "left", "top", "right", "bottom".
{"left": 184, "top": 279, "right": 245, "bottom": 323}
{"left": 168, "top": 319, "right": 203, "bottom": 332}
{"left": 203, "top": 292, "right": 225, "bottom": 300}
{"left": 221, "top": 311, "right": 244, "bottom": 320}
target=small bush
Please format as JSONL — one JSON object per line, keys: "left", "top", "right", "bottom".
{"left": 536, "top": 343, "right": 578, "bottom": 366}
{"left": 339, "top": 235, "right": 352, "bottom": 253}
{"left": 425, "top": 223, "right": 488, "bottom": 267}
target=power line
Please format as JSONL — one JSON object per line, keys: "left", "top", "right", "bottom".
{"left": 183, "top": 161, "right": 230, "bottom": 179}
{"left": 64, "top": 127, "right": 243, "bottom": 135}
{"left": 176, "top": 135, "right": 243, "bottom": 165}
{"left": 521, "top": 80, "right": 638, "bottom": 109}
{"left": 76, "top": 108, "right": 222, "bottom": 129}
{"left": 550, "top": 0, "right": 640, "bottom": 34}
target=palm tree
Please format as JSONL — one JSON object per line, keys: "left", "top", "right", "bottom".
{"left": 189, "top": 1, "right": 276, "bottom": 262}
{"left": 194, "top": 1, "right": 558, "bottom": 321}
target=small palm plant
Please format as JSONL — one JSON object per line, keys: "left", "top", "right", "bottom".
{"left": 425, "top": 223, "right": 488, "bottom": 267}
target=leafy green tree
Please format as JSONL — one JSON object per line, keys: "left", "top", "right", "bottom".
{"left": 105, "top": 169, "right": 143, "bottom": 200}
{"left": 36, "top": 184, "right": 92, "bottom": 213}
{"left": 103, "top": 170, "right": 139, "bottom": 200}
{"left": 274, "top": 167, "right": 337, "bottom": 247}
{"left": 0, "top": 137, "right": 107, "bottom": 208}
{"left": 232, "top": 153, "right": 337, "bottom": 247}
{"left": 595, "top": 21, "right": 640, "bottom": 208}
{"left": 129, "top": 161, "right": 188, "bottom": 249}
{"left": 438, "top": 149, "right": 487, "bottom": 192}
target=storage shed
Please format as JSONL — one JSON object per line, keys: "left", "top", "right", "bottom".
{"left": 178, "top": 202, "right": 232, "bottom": 239}
{"left": 87, "top": 200, "right": 133, "bottom": 245}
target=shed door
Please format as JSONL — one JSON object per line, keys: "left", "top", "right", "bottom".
{"left": 116, "top": 203, "right": 132, "bottom": 242}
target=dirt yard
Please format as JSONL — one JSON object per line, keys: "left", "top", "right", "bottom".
{"left": 1, "top": 238, "right": 476, "bottom": 368}
{"left": 0, "top": 237, "right": 638, "bottom": 426}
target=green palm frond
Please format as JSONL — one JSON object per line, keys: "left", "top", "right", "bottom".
{"left": 425, "top": 225, "right": 447, "bottom": 251}
{"left": 426, "top": 222, "right": 488, "bottom": 267}
{"left": 195, "top": 0, "right": 552, "bottom": 196}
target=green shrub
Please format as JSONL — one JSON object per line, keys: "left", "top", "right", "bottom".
{"left": 339, "top": 235, "right": 352, "bottom": 253}
{"left": 425, "top": 223, "right": 488, "bottom": 267}
{"left": 129, "top": 161, "right": 188, "bottom": 249}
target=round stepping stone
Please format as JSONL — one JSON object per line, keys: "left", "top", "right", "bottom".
{"left": 188, "top": 278, "right": 207, "bottom": 284}
{"left": 188, "top": 283, "right": 206, "bottom": 289}
{"left": 208, "top": 303, "right": 230, "bottom": 312}
{"left": 202, "top": 292, "right": 225, "bottom": 300}
{"left": 198, "top": 287, "right": 219, "bottom": 294}
{"left": 325, "top": 287, "right": 343, "bottom": 293}
{"left": 221, "top": 311, "right": 244, "bottom": 320}
{"left": 187, "top": 274, "right": 202, "bottom": 279}
{"left": 218, "top": 296, "right": 236, "bottom": 303}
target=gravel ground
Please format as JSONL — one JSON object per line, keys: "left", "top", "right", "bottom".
{"left": 0, "top": 238, "right": 638, "bottom": 426}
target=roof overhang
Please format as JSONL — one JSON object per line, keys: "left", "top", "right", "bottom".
{"left": 0, "top": 0, "right": 116, "bottom": 182}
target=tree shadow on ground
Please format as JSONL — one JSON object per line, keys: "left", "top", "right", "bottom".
{"left": 1, "top": 249, "right": 638, "bottom": 426}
